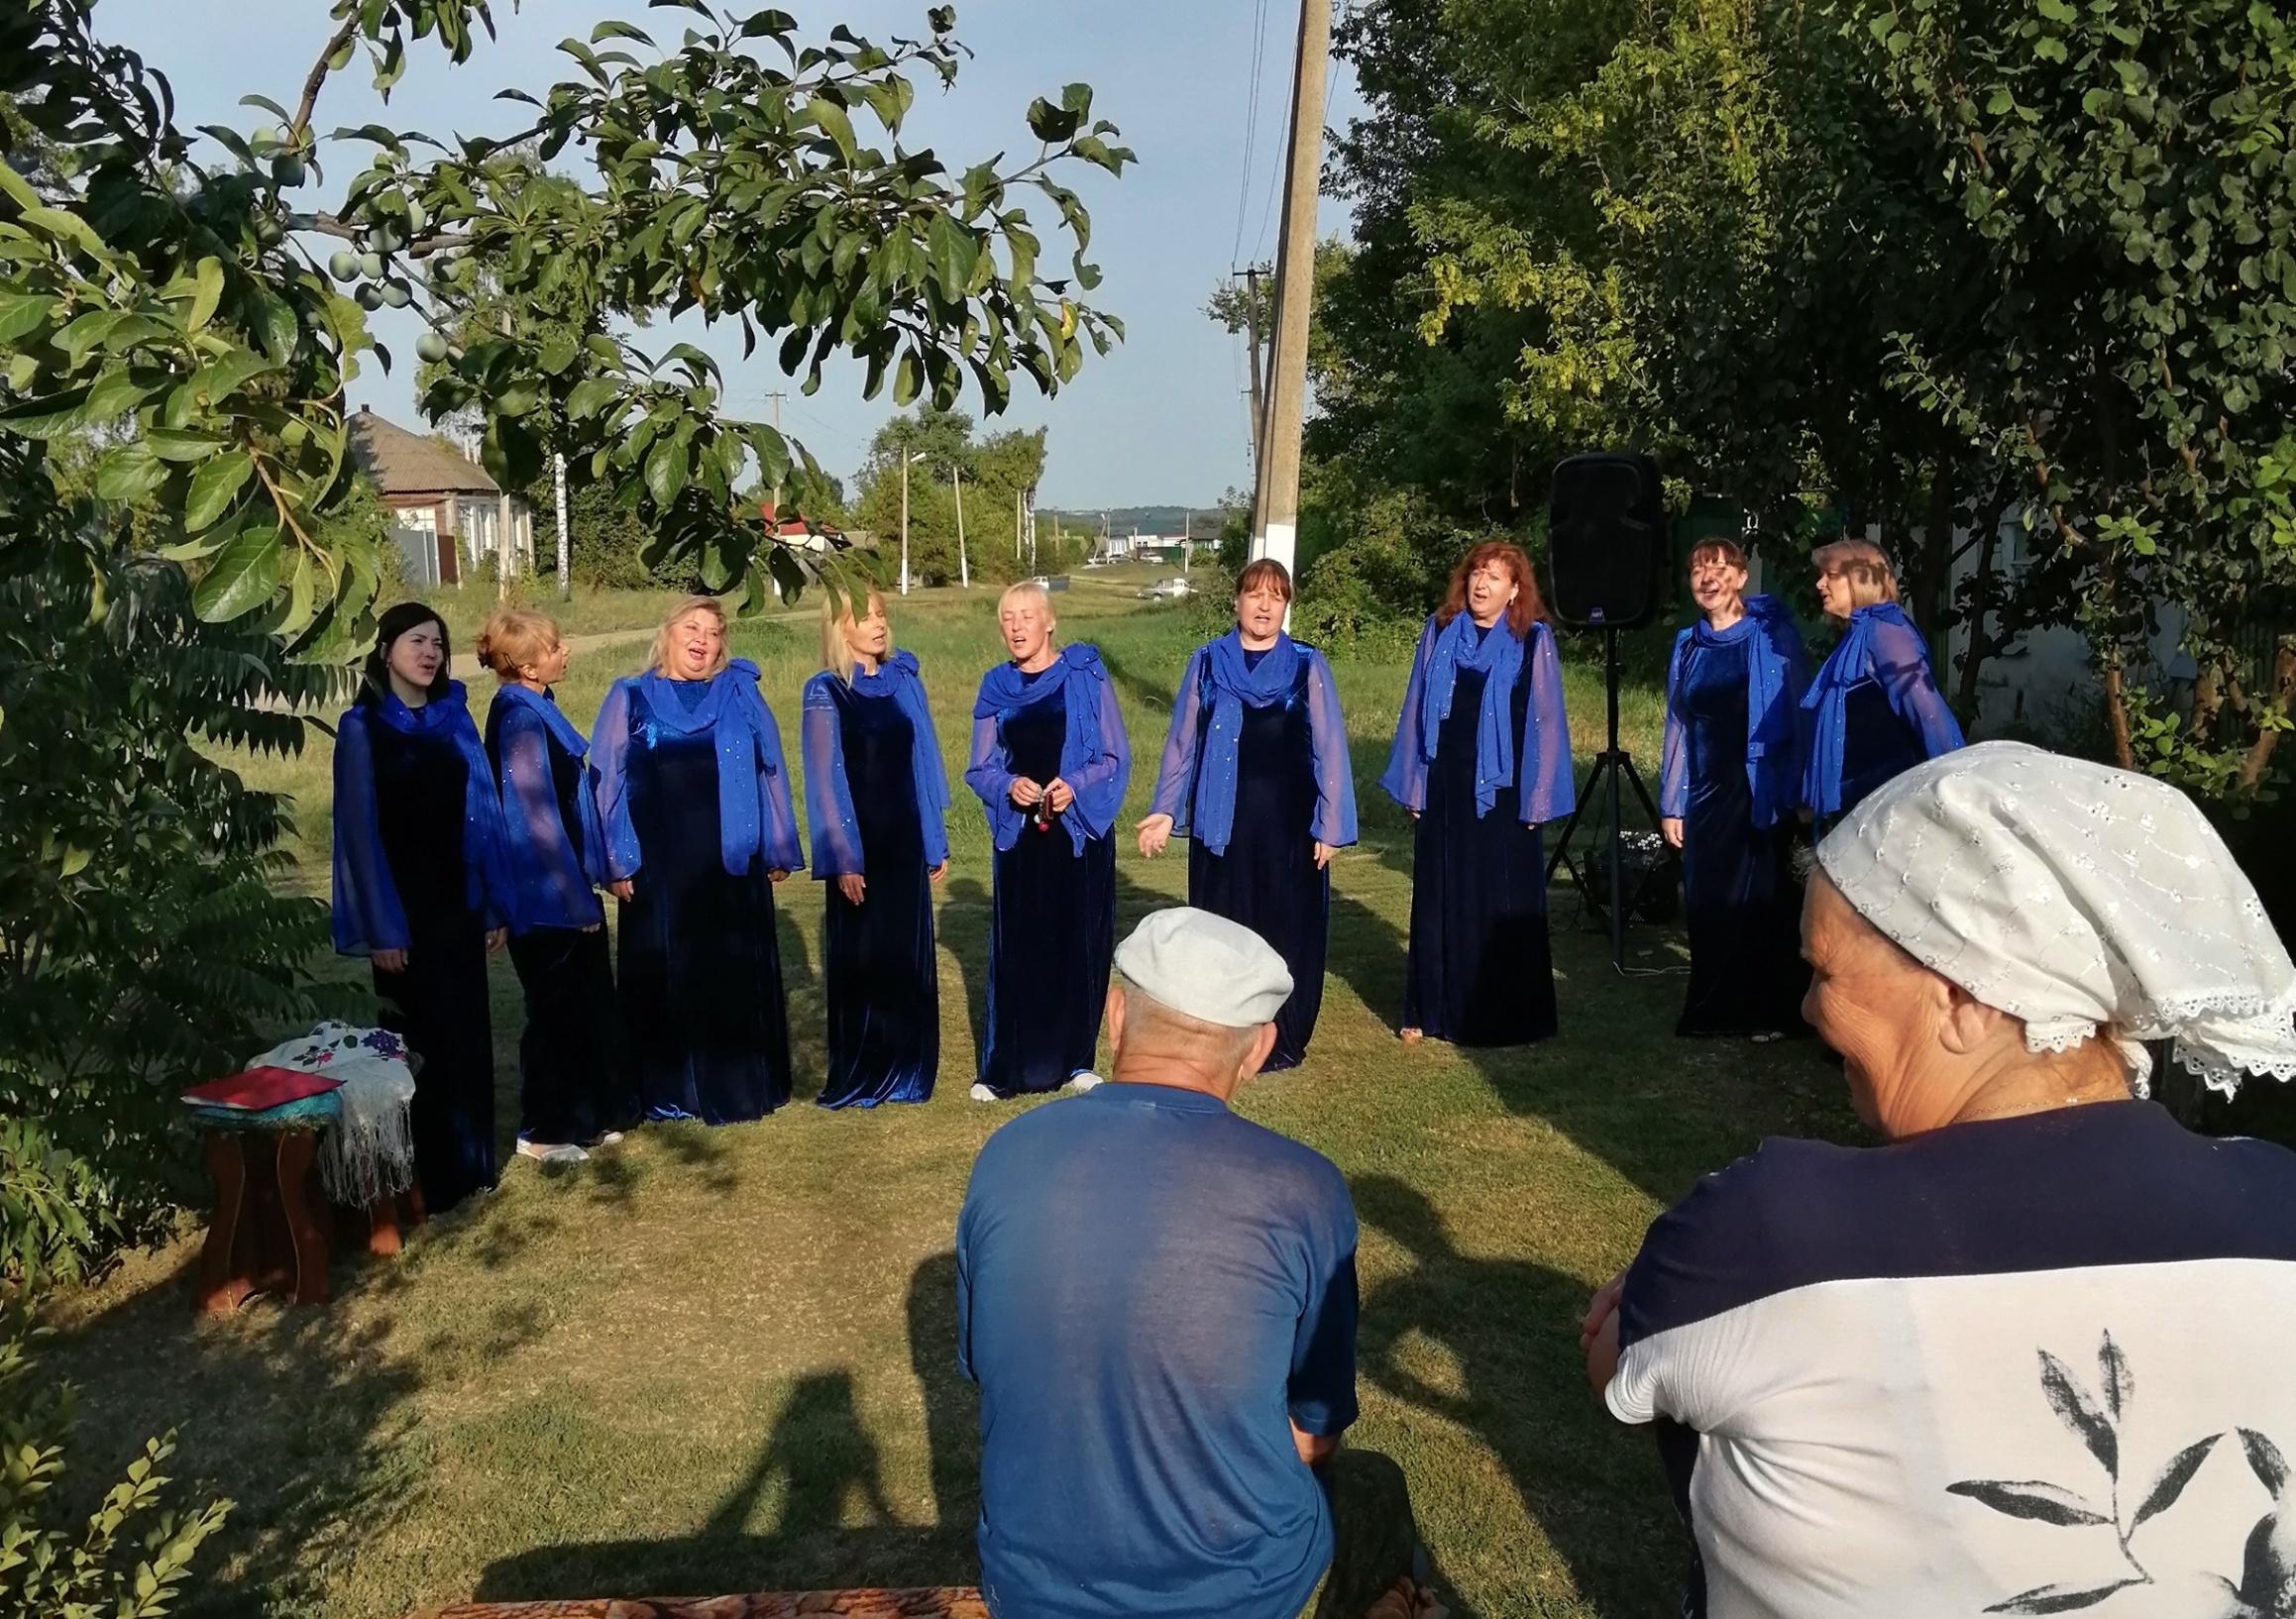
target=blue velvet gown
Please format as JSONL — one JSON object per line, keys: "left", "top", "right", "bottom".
{"left": 1666, "top": 637, "right": 1809, "bottom": 1035}
{"left": 485, "top": 695, "right": 635, "bottom": 1144}
{"left": 1804, "top": 603, "right": 1964, "bottom": 830}
{"left": 1836, "top": 683, "right": 1929, "bottom": 819}
{"left": 1406, "top": 660, "right": 1557, "bottom": 1046}
{"left": 813, "top": 681, "right": 938, "bottom": 1108}
{"left": 1185, "top": 654, "right": 1330, "bottom": 1072}
{"left": 362, "top": 722, "right": 496, "bottom": 1211}
{"left": 982, "top": 677, "right": 1117, "bottom": 1095}
{"left": 614, "top": 681, "right": 795, "bottom": 1123}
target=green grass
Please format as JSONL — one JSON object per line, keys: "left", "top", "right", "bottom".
{"left": 48, "top": 571, "right": 1851, "bottom": 1619}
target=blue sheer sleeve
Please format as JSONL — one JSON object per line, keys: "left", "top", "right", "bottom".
{"left": 751, "top": 686, "right": 806, "bottom": 874}
{"left": 1378, "top": 617, "right": 1440, "bottom": 811}
{"left": 1303, "top": 650, "right": 1359, "bottom": 847}
{"left": 966, "top": 709, "right": 1024, "bottom": 849}
{"left": 1519, "top": 623, "right": 1578, "bottom": 825}
{"left": 329, "top": 707, "right": 409, "bottom": 955}
{"left": 1066, "top": 669, "right": 1132, "bottom": 840}
{"left": 1871, "top": 615, "right": 1966, "bottom": 759}
{"left": 801, "top": 677, "right": 863, "bottom": 879}
{"left": 1660, "top": 629, "right": 1692, "bottom": 820}
{"left": 496, "top": 705, "right": 601, "bottom": 931}
{"left": 1148, "top": 647, "right": 1208, "bottom": 829}
{"left": 589, "top": 679, "right": 643, "bottom": 883}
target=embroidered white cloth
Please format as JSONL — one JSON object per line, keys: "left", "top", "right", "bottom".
{"left": 242, "top": 1022, "right": 418, "bottom": 1204}
{"left": 1816, "top": 740, "right": 2296, "bottom": 1096}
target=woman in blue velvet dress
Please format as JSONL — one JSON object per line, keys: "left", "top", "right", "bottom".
{"left": 478, "top": 608, "right": 635, "bottom": 1163}
{"left": 802, "top": 588, "right": 950, "bottom": 1109}
{"left": 1381, "top": 542, "right": 1576, "bottom": 1047}
{"left": 1137, "top": 559, "right": 1356, "bottom": 1072}
{"left": 1802, "top": 539, "right": 1964, "bottom": 830}
{"left": 591, "top": 596, "right": 805, "bottom": 1125}
{"left": 332, "top": 602, "right": 509, "bottom": 1215}
{"left": 1659, "top": 540, "right": 1812, "bottom": 1038}
{"left": 964, "top": 581, "right": 1131, "bottom": 1100}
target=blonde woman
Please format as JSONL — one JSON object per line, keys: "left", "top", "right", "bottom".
{"left": 478, "top": 607, "right": 634, "bottom": 1163}
{"left": 800, "top": 587, "right": 949, "bottom": 1108}
{"left": 1801, "top": 539, "right": 1963, "bottom": 827}
{"left": 962, "top": 581, "right": 1130, "bottom": 1099}
{"left": 590, "top": 595, "right": 804, "bottom": 1124}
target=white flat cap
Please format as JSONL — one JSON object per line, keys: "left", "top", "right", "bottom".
{"left": 1114, "top": 907, "right": 1294, "bottom": 1028}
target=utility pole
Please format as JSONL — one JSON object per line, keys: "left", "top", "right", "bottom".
{"left": 1243, "top": 266, "right": 1268, "bottom": 471}
{"left": 552, "top": 450, "right": 570, "bottom": 600}
{"left": 1014, "top": 486, "right": 1024, "bottom": 563}
{"left": 953, "top": 462, "right": 970, "bottom": 589}
{"left": 1182, "top": 507, "right": 1192, "bottom": 573}
{"left": 900, "top": 449, "right": 914, "bottom": 595}
{"left": 1249, "top": 0, "right": 1333, "bottom": 589}
{"left": 496, "top": 310, "right": 515, "bottom": 599}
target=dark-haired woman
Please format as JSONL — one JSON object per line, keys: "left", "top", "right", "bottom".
{"left": 332, "top": 602, "right": 509, "bottom": 1215}
{"left": 1381, "top": 542, "right": 1576, "bottom": 1047}
{"left": 479, "top": 607, "right": 635, "bottom": 1164}
{"left": 1138, "top": 559, "right": 1356, "bottom": 1071}
{"left": 1659, "top": 540, "right": 1811, "bottom": 1038}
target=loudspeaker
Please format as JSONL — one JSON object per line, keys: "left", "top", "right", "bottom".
{"left": 1547, "top": 453, "right": 1664, "bottom": 628}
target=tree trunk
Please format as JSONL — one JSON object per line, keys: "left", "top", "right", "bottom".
{"left": 1953, "top": 505, "right": 2001, "bottom": 725}
{"left": 2239, "top": 638, "right": 2296, "bottom": 790}
{"left": 1914, "top": 454, "right": 1956, "bottom": 635}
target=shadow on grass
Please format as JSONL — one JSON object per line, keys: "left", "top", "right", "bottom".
{"left": 938, "top": 875, "right": 993, "bottom": 1070}
{"left": 471, "top": 1250, "right": 979, "bottom": 1603}
{"left": 1352, "top": 1174, "right": 1686, "bottom": 1619}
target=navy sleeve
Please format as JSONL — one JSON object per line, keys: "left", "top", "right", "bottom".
{"left": 1286, "top": 1174, "right": 1361, "bottom": 1437}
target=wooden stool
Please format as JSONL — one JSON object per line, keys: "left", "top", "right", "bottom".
{"left": 196, "top": 1124, "right": 330, "bottom": 1315}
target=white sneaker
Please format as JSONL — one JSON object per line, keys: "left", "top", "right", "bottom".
{"left": 1063, "top": 1072, "right": 1104, "bottom": 1093}
{"left": 590, "top": 1131, "right": 626, "bottom": 1148}
{"left": 516, "top": 1139, "right": 588, "bottom": 1168}
{"left": 969, "top": 1083, "right": 1000, "bottom": 1103}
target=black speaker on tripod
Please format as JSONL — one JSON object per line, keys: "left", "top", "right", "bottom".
{"left": 1543, "top": 453, "right": 1669, "bottom": 970}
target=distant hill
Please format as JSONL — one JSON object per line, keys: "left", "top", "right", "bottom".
{"left": 1040, "top": 505, "right": 1228, "bottom": 541}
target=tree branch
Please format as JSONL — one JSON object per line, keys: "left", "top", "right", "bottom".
{"left": 292, "top": 19, "right": 360, "bottom": 140}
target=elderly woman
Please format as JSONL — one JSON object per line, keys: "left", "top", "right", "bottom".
{"left": 964, "top": 580, "right": 1130, "bottom": 1099}
{"left": 1381, "top": 541, "right": 1575, "bottom": 1047}
{"left": 801, "top": 587, "right": 950, "bottom": 1109}
{"left": 478, "top": 607, "right": 634, "bottom": 1166}
{"left": 1802, "top": 538, "right": 1962, "bottom": 827}
{"left": 1137, "top": 559, "right": 1357, "bottom": 1072}
{"left": 1659, "top": 539, "right": 1812, "bottom": 1038}
{"left": 1585, "top": 743, "right": 2296, "bottom": 1619}
{"left": 591, "top": 595, "right": 804, "bottom": 1125}
{"left": 332, "top": 602, "right": 509, "bottom": 1214}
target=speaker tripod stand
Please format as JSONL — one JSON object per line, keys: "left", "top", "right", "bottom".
{"left": 1545, "top": 624, "right": 1667, "bottom": 974}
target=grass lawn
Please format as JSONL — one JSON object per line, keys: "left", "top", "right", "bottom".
{"left": 47, "top": 565, "right": 1858, "bottom": 1619}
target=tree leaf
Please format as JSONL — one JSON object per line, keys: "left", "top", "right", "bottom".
{"left": 2038, "top": 1350, "right": 2119, "bottom": 1477}
{"left": 184, "top": 449, "right": 255, "bottom": 531}
{"left": 2098, "top": 1334, "right": 2132, "bottom": 1422}
{"left": 2131, "top": 1434, "right": 2222, "bottom": 1530}
{"left": 810, "top": 95, "right": 856, "bottom": 162}
{"left": 643, "top": 437, "right": 688, "bottom": 507}
{"left": 1983, "top": 1577, "right": 2145, "bottom": 1614}
{"left": 187, "top": 256, "right": 225, "bottom": 332}
{"left": 94, "top": 440, "right": 166, "bottom": 504}
{"left": 0, "top": 290, "right": 53, "bottom": 344}
{"left": 1946, "top": 1479, "right": 2112, "bottom": 1527}
{"left": 190, "top": 523, "right": 280, "bottom": 621}
{"left": 2240, "top": 1429, "right": 2290, "bottom": 1496}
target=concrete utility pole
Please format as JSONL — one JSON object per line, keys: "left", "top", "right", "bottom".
{"left": 1243, "top": 266, "right": 1268, "bottom": 471}
{"left": 1183, "top": 507, "right": 1193, "bottom": 573}
{"left": 1249, "top": 0, "right": 1333, "bottom": 588}
{"left": 1015, "top": 486, "right": 1024, "bottom": 562}
{"left": 496, "top": 311, "right": 515, "bottom": 598}
{"left": 953, "top": 463, "right": 970, "bottom": 589}
{"left": 899, "top": 449, "right": 914, "bottom": 596}
{"left": 552, "top": 450, "right": 570, "bottom": 600}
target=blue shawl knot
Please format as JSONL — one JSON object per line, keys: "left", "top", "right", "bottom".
{"left": 331, "top": 681, "right": 504, "bottom": 953}
{"left": 1416, "top": 612, "right": 1525, "bottom": 818}
{"left": 1192, "top": 631, "right": 1302, "bottom": 855}
{"left": 851, "top": 649, "right": 951, "bottom": 869}
{"left": 639, "top": 659, "right": 803, "bottom": 876}
{"left": 1666, "top": 595, "right": 1805, "bottom": 829}
{"left": 973, "top": 643, "right": 1126, "bottom": 853}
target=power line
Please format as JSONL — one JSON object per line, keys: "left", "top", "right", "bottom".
{"left": 1253, "top": 0, "right": 1352, "bottom": 264}
{"left": 1231, "top": 0, "right": 1272, "bottom": 266}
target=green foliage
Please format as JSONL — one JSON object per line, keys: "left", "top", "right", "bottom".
{"left": 852, "top": 407, "right": 1047, "bottom": 587}
{"left": 0, "top": 1118, "right": 100, "bottom": 1296}
{"left": 0, "top": 1309, "right": 230, "bottom": 1619}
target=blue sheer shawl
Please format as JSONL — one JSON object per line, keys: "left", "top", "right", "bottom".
{"left": 801, "top": 650, "right": 951, "bottom": 877}
{"left": 964, "top": 643, "right": 1131, "bottom": 854}
{"left": 1380, "top": 613, "right": 1576, "bottom": 824}
{"left": 1801, "top": 601, "right": 1965, "bottom": 816}
{"left": 489, "top": 684, "right": 608, "bottom": 933}
{"left": 590, "top": 658, "right": 805, "bottom": 879}
{"left": 1148, "top": 632, "right": 1358, "bottom": 854}
{"left": 330, "top": 681, "right": 506, "bottom": 954}
{"left": 1659, "top": 594, "right": 1811, "bottom": 829}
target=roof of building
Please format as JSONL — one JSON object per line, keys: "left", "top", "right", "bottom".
{"left": 348, "top": 406, "right": 500, "bottom": 496}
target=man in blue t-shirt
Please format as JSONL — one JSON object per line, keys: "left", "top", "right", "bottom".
{"left": 956, "top": 909, "right": 1400, "bottom": 1619}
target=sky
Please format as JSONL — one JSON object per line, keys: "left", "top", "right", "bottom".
{"left": 95, "top": 0, "right": 1363, "bottom": 510}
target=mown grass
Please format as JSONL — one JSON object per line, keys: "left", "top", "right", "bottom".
{"left": 49, "top": 567, "right": 1849, "bottom": 1619}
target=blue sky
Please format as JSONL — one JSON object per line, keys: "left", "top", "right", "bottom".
{"left": 96, "top": 1, "right": 1363, "bottom": 509}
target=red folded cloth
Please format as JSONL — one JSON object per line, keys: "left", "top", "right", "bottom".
{"left": 181, "top": 1065, "right": 343, "bottom": 1112}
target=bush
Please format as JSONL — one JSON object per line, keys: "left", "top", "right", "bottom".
{"left": 0, "top": 1120, "right": 102, "bottom": 1297}
{"left": 0, "top": 1308, "right": 230, "bottom": 1619}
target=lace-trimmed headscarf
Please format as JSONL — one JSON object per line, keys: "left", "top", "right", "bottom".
{"left": 1815, "top": 741, "right": 2296, "bottom": 1097}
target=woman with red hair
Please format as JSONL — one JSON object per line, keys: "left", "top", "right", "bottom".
{"left": 1380, "top": 541, "right": 1577, "bottom": 1045}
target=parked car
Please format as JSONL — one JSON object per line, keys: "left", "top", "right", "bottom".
{"left": 1139, "top": 577, "right": 1195, "bottom": 600}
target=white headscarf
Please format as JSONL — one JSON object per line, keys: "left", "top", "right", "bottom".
{"left": 1815, "top": 741, "right": 2296, "bottom": 1097}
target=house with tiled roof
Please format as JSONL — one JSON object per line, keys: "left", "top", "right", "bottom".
{"left": 348, "top": 405, "right": 532, "bottom": 587}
